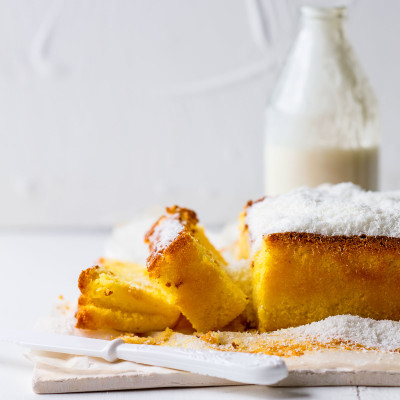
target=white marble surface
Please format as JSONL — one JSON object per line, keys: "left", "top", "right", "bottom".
{"left": 1, "top": 230, "right": 400, "bottom": 399}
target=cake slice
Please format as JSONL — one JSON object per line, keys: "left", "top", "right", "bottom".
{"left": 145, "top": 206, "right": 248, "bottom": 332}
{"left": 240, "top": 183, "right": 400, "bottom": 332}
{"left": 76, "top": 258, "right": 180, "bottom": 332}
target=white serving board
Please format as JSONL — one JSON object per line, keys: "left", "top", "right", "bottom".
{"left": 32, "top": 300, "right": 400, "bottom": 393}
{"left": 32, "top": 350, "right": 400, "bottom": 394}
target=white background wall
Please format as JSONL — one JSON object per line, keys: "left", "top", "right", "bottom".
{"left": 1, "top": 0, "right": 399, "bottom": 227}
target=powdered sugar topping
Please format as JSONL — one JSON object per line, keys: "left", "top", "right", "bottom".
{"left": 151, "top": 217, "right": 184, "bottom": 253}
{"left": 247, "top": 183, "right": 400, "bottom": 253}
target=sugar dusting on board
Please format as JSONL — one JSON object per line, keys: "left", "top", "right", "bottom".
{"left": 288, "top": 315, "right": 400, "bottom": 352}
{"left": 246, "top": 183, "right": 400, "bottom": 253}
{"left": 199, "top": 315, "right": 400, "bottom": 355}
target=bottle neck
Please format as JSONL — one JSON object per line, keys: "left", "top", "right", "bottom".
{"left": 300, "top": 6, "right": 347, "bottom": 21}
{"left": 300, "top": 7, "right": 346, "bottom": 30}
{"left": 298, "top": 6, "right": 347, "bottom": 48}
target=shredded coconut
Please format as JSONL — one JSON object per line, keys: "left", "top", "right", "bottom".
{"left": 247, "top": 183, "right": 400, "bottom": 253}
{"left": 287, "top": 315, "right": 400, "bottom": 352}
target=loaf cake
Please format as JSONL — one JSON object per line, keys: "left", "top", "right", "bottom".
{"left": 75, "top": 183, "right": 400, "bottom": 336}
{"left": 76, "top": 258, "right": 180, "bottom": 332}
{"left": 145, "top": 206, "right": 248, "bottom": 332}
{"left": 239, "top": 183, "right": 400, "bottom": 332}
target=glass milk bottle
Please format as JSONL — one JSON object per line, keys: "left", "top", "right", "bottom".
{"left": 264, "top": 6, "right": 380, "bottom": 195}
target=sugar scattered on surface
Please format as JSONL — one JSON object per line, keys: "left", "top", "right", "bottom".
{"left": 35, "top": 300, "right": 80, "bottom": 336}
{"left": 286, "top": 315, "right": 400, "bottom": 352}
{"left": 247, "top": 183, "right": 400, "bottom": 252}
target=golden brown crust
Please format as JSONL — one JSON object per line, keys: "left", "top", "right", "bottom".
{"left": 245, "top": 197, "right": 266, "bottom": 210}
{"left": 78, "top": 266, "right": 102, "bottom": 292}
{"left": 75, "top": 308, "right": 92, "bottom": 329}
{"left": 265, "top": 232, "right": 400, "bottom": 254}
{"left": 78, "top": 295, "right": 89, "bottom": 306}
{"left": 166, "top": 205, "right": 198, "bottom": 225}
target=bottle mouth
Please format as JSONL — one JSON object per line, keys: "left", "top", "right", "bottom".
{"left": 300, "top": 6, "right": 347, "bottom": 20}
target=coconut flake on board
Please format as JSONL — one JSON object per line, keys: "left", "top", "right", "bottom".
{"left": 287, "top": 315, "right": 400, "bottom": 352}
